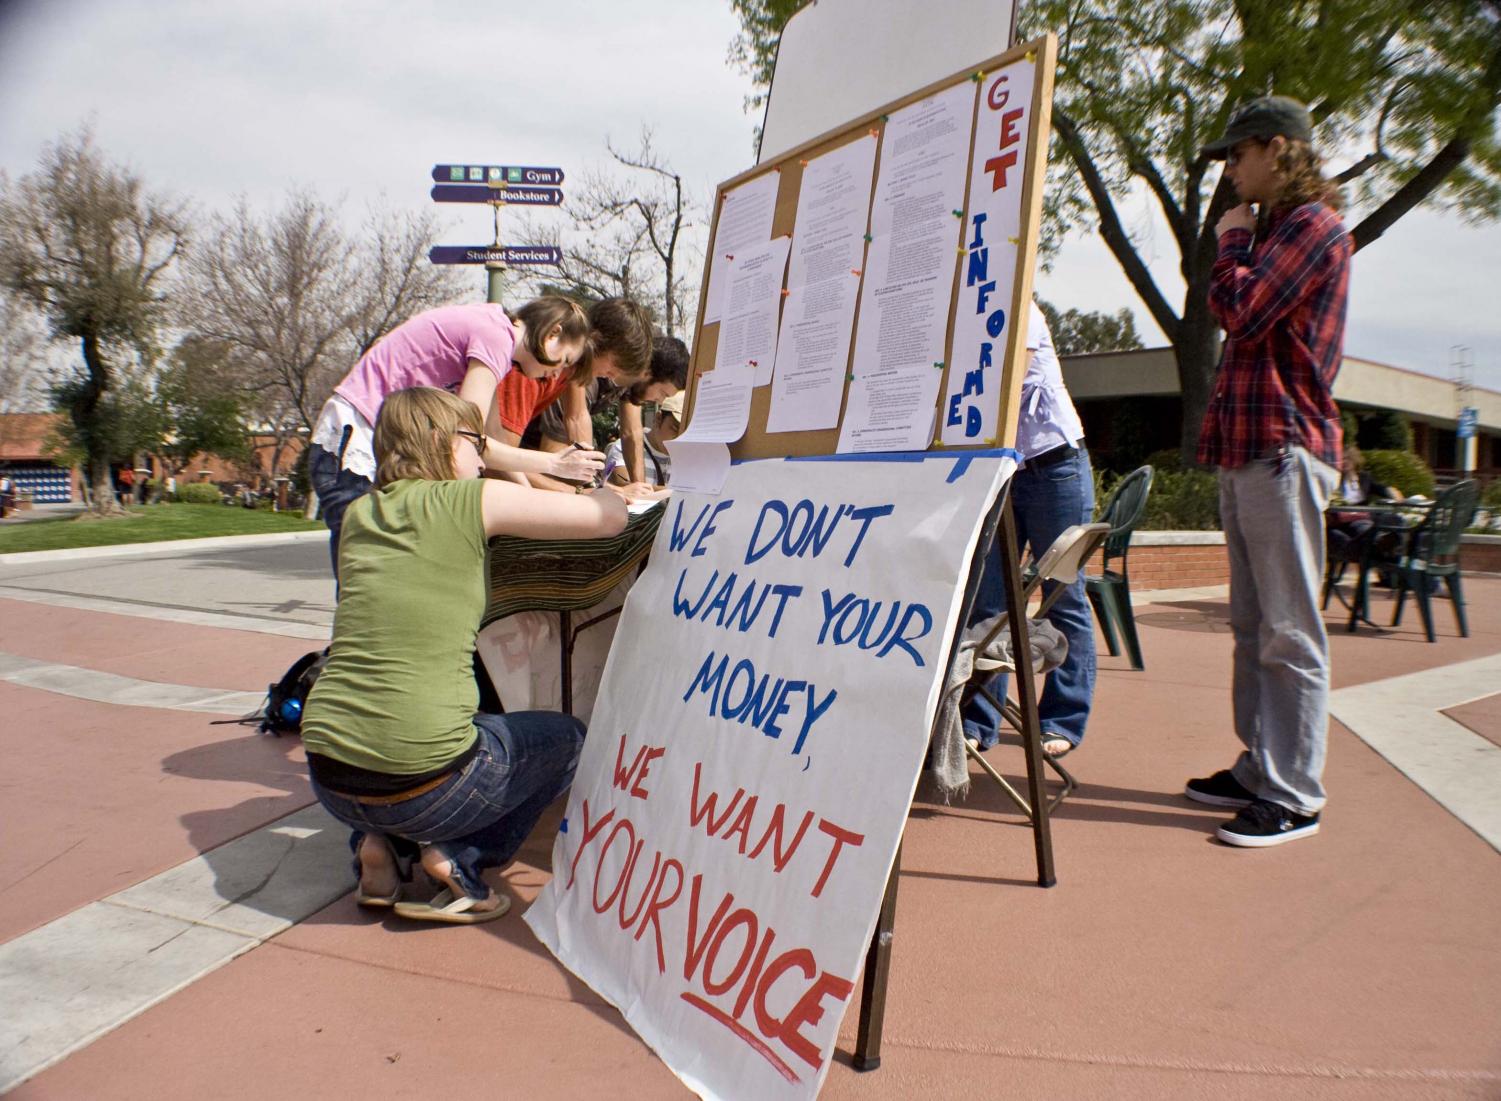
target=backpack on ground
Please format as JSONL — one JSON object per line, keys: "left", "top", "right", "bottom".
{"left": 259, "top": 649, "right": 329, "bottom": 735}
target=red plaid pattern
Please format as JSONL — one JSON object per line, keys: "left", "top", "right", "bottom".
{"left": 1197, "top": 202, "right": 1352, "bottom": 469}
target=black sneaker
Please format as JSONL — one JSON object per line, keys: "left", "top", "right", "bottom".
{"left": 1216, "top": 799, "right": 1321, "bottom": 847}
{"left": 1184, "top": 769, "right": 1256, "bottom": 808}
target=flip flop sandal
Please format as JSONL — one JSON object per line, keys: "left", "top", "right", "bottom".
{"left": 1041, "top": 734, "right": 1075, "bottom": 759}
{"left": 393, "top": 888, "right": 512, "bottom": 925}
{"left": 354, "top": 835, "right": 410, "bottom": 908}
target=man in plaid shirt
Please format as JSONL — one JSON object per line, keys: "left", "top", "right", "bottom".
{"left": 1185, "top": 96, "right": 1353, "bottom": 847}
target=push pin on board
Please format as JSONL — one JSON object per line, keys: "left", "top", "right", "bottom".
{"left": 863, "top": 233, "right": 872, "bottom": 242}
{"left": 725, "top": 253, "right": 734, "bottom": 261}
{"left": 781, "top": 288, "right": 791, "bottom": 297}
{"left": 868, "top": 127, "right": 880, "bottom": 137}
{"left": 880, "top": 114, "right": 890, "bottom": 122}
{"left": 957, "top": 246, "right": 968, "bottom": 255}
{"left": 952, "top": 209, "right": 964, "bottom": 218}
{"left": 847, "top": 373, "right": 855, "bottom": 382}
{"left": 1026, "top": 50, "right": 1036, "bottom": 61}
{"left": 851, "top": 268, "right": 862, "bottom": 276}
{"left": 1008, "top": 236, "right": 1020, "bottom": 245}
{"left": 799, "top": 158, "right": 810, "bottom": 166}
{"left": 971, "top": 70, "right": 985, "bottom": 82}
{"left": 749, "top": 360, "right": 759, "bottom": 367}
{"left": 933, "top": 361, "right": 945, "bottom": 369}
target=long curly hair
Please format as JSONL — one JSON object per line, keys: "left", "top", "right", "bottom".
{"left": 1274, "top": 139, "right": 1343, "bottom": 211}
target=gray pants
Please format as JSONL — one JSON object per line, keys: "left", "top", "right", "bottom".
{"left": 1219, "top": 447, "right": 1338, "bottom": 815}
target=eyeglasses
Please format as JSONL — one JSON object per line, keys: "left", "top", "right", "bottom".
{"left": 1225, "top": 140, "right": 1265, "bottom": 168}
{"left": 455, "top": 430, "right": 487, "bottom": 458}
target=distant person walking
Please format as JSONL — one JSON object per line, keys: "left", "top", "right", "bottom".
{"left": 1186, "top": 96, "right": 1352, "bottom": 847}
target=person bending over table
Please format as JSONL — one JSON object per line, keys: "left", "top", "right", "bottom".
{"left": 301, "top": 386, "right": 628, "bottom": 924}
{"left": 307, "top": 296, "right": 610, "bottom": 581}
{"left": 491, "top": 320, "right": 682, "bottom": 499}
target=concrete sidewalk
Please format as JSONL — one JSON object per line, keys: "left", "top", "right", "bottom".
{"left": 2, "top": 561, "right": 1498, "bottom": 1099}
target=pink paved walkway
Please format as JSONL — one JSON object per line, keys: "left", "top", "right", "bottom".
{"left": 5, "top": 580, "right": 1501, "bottom": 1099}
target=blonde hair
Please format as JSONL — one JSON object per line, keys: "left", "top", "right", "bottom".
{"left": 373, "top": 387, "right": 482, "bottom": 489}
{"left": 1274, "top": 139, "right": 1343, "bottom": 211}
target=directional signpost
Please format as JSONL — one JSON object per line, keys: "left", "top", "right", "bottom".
{"left": 428, "top": 244, "right": 563, "bottom": 266}
{"left": 429, "top": 163, "right": 566, "bottom": 299}
{"left": 432, "top": 164, "right": 565, "bottom": 186}
{"left": 430, "top": 183, "right": 564, "bottom": 206}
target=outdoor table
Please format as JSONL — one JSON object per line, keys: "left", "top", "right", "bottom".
{"left": 1325, "top": 498, "right": 1435, "bottom": 631}
{"left": 481, "top": 500, "right": 667, "bottom": 713}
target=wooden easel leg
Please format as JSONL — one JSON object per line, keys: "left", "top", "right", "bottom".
{"left": 853, "top": 843, "right": 901, "bottom": 1071}
{"left": 999, "top": 502, "right": 1057, "bottom": 888}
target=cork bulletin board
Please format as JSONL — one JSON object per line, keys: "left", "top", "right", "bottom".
{"left": 683, "top": 34, "right": 1057, "bottom": 461}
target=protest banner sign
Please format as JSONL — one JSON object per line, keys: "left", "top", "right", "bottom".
{"left": 526, "top": 450, "right": 1015, "bottom": 1100}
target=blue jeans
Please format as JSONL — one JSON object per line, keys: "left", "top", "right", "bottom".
{"left": 962, "top": 448, "right": 1097, "bottom": 749}
{"left": 308, "top": 442, "right": 374, "bottom": 581}
{"left": 310, "top": 711, "right": 585, "bottom": 899}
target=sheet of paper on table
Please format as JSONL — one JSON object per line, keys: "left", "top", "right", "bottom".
{"left": 702, "top": 171, "right": 780, "bottom": 325}
{"left": 767, "top": 135, "right": 878, "bottom": 433}
{"left": 714, "top": 237, "right": 792, "bottom": 385}
{"left": 665, "top": 364, "right": 757, "bottom": 495}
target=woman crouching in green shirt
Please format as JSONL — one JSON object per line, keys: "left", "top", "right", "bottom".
{"left": 301, "top": 386, "right": 627, "bottom": 923}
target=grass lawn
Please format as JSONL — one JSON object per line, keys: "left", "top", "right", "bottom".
{"left": 0, "top": 503, "right": 323, "bottom": 555}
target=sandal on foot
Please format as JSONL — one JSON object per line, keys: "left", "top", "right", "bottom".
{"left": 1041, "top": 734, "right": 1075, "bottom": 759}
{"left": 354, "top": 835, "right": 406, "bottom": 908}
{"left": 393, "top": 888, "right": 511, "bottom": 925}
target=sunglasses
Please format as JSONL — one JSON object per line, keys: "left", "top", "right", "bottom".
{"left": 1225, "top": 140, "right": 1266, "bottom": 168}
{"left": 455, "top": 429, "right": 487, "bottom": 458}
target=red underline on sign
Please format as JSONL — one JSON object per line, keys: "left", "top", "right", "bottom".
{"left": 679, "top": 992, "right": 801, "bottom": 1084}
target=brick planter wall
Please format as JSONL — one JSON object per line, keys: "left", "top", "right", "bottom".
{"left": 1461, "top": 535, "right": 1501, "bottom": 574}
{"left": 1086, "top": 533, "right": 1227, "bottom": 591}
{"left": 1085, "top": 532, "right": 1501, "bottom": 591}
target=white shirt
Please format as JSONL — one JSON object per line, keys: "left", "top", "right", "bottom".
{"left": 605, "top": 437, "right": 671, "bottom": 486}
{"left": 1015, "top": 301, "right": 1085, "bottom": 463}
{"left": 311, "top": 395, "right": 377, "bottom": 480}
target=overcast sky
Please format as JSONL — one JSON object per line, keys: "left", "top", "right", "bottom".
{"left": 3, "top": 0, "right": 1498, "bottom": 394}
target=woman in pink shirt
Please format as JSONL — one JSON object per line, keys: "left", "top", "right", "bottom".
{"left": 309, "top": 296, "right": 606, "bottom": 578}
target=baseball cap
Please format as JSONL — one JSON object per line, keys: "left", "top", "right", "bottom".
{"left": 1201, "top": 95, "right": 1313, "bottom": 158}
{"left": 658, "top": 390, "right": 685, "bottom": 419}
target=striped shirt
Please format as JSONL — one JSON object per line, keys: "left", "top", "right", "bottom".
{"left": 1197, "top": 202, "right": 1352, "bottom": 469}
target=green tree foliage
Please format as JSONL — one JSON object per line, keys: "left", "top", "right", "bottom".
{"left": 0, "top": 129, "right": 189, "bottom": 513}
{"left": 727, "top": 0, "right": 805, "bottom": 113}
{"left": 1022, "top": 0, "right": 1501, "bottom": 462}
{"left": 1362, "top": 448, "right": 1436, "bottom": 497}
{"left": 154, "top": 337, "right": 250, "bottom": 481}
{"left": 1037, "top": 298, "right": 1144, "bottom": 354}
{"left": 46, "top": 373, "right": 161, "bottom": 484}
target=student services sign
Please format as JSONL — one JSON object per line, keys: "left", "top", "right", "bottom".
{"left": 527, "top": 452, "right": 1014, "bottom": 1100}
